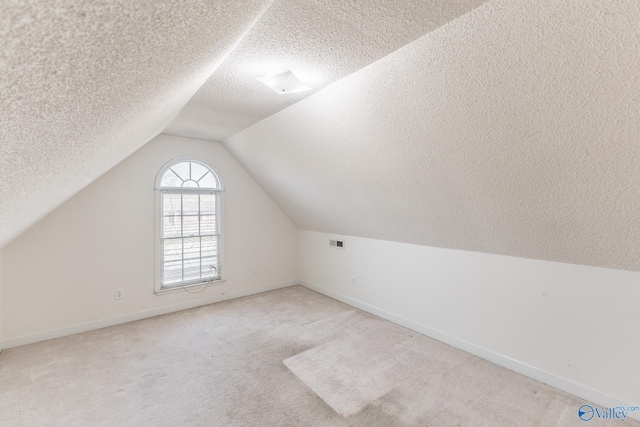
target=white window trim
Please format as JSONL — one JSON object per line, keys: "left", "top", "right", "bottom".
{"left": 154, "top": 156, "right": 226, "bottom": 295}
{"left": 153, "top": 279, "right": 226, "bottom": 296}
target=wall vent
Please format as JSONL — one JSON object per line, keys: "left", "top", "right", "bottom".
{"left": 329, "top": 239, "right": 344, "bottom": 249}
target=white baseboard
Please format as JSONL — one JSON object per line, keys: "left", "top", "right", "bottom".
{"left": 301, "top": 280, "right": 640, "bottom": 422}
{"left": 3, "top": 280, "right": 298, "bottom": 350}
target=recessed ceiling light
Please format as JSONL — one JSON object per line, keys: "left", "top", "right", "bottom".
{"left": 256, "top": 70, "right": 311, "bottom": 94}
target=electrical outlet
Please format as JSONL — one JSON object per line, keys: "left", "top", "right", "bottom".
{"left": 351, "top": 277, "right": 357, "bottom": 286}
{"left": 250, "top": 268, "right": 257, "bottom": 277}
{"left": 115, "top": 290, "right": 123, "bottom": 300}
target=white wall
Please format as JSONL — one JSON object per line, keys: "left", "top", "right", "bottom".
{"left": 0, "top": 249, "right": 4, "bottom": 352}
{"left": 1, "top": 134, "right": 298, "bottom": 347}
{"left": 300, "top": 230, "right": 640, "bottom": 414}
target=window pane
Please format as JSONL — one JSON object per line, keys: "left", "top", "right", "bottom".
{"left": 171, "top": 162, "right": 190, "bottom": 181}
{"left": 162, "top": 193, "right": 181, "bottom": 215}
{"left": 198, "top": 171, "right": 219, "bottom": 189}
{"left": 160, "top": 169, "right": 183, "bottom": 188}
{"left": 200, "top": 215, "right": 216, "bottom": 235}
{"left": 163, "top": 239, "right": 183, "bottom": 284}
{"left": 200, "top": 194, "right": 215, "bottom": 215}
{"left": 161, "top": 162, "right": 219, "bottom": 189}
{"left": 201, "top": 236, "right": 217, "bottom": 258}
{"left": 182, "top": 180, "right": 199, "bottom": 188}
{"left": 191, "top": 162, "right": 209, "bottom": 182}
{"left": 163, "top": 238, "right": 182, "bottom": 261}
{"left": 163, "top": 261, "right": 183, "bottom": 284}
{"left": 184, "top": 258, "right": 200, "bottom": 282}
{"left": 163, "top": 215, "right": 181, "bottom": 238}
{"left": 183, "top": 237, "right": 200, "bottom": 259}
{"left": 182, "top": 215, "right": 199, "bottom": 237}
{"left": 183, "top": 194, "right": 199, "bottom": 215}
{"left": 183, "top": 237, "right": 201, "bottom": 281}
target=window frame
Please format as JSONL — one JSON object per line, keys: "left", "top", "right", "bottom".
{"left": 154, "top": 156, "right": 225, "bottom": 295}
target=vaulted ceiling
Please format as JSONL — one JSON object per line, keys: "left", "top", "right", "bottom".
{"left": 164, "top": 0, "right": 485, "bottom": 141}
{"left": 225, "top": 0, "right": 640, "bottom": 272}
{"left": 1, "top": 0, "right": 484, "bottom": 249}
{"left": 3, "top": 0, "right": 640, "bottom": 273}
{"left": 0, "top": 0, "right": 273, "bottom": 247}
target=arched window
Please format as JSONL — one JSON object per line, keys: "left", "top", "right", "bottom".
{"left": 156, "top": 159, "right": 223, "bottom": 291}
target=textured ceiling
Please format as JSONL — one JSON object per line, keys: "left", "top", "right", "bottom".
{"left": 164, "top": 0, "right": 486, "bottom": 142}
{"left": 5, "top": 0, "right": 640, "bottom": 274}
{"left": 0, "top": 0, "right": 273, "bottom": 248}
{"left": 226, "top": 0, "right": 640, "bottom": 272}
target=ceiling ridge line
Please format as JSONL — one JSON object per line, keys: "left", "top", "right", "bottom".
{"left": 187, "top": 0, "right": 279, "bottom": 102}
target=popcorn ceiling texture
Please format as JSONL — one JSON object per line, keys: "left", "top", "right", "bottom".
{"left": 0, "top": 0, "right": 273, "bottom": 247}
{"left": 226, "top": 0, "right": 640, "bottom": 272}
{"left": 4, "top": 0, "right": 640, "bottom": 274}
{"left": 165, "top": 0, "right": 486, "bottom": 142}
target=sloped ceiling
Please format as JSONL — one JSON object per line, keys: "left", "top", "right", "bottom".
{"left": 226, "top": 0, "right": 640, "bottom": 272}
{"left": 4, "top": 0, "right": 640, "bottom": 273}
{"left": 164, "top": 0, "right": 486, "bottom": 142}
{"left": 0, "top": 0, "right": 273, "bottom": 248}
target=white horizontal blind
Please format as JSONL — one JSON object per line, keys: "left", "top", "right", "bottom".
{"left": 161, "top": 190, "right": 220, "bottom": 286}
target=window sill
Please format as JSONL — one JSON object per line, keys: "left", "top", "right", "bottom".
{"left": 154, "top": 279, "right": 226, "bottom": 296}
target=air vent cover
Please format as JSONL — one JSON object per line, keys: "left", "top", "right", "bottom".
{"left": 329, "top": 239, "right": 344, "bottom": 249}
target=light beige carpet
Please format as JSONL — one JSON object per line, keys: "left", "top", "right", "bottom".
{"left": 0, "top": 286, "right": 634, "bottom": 426}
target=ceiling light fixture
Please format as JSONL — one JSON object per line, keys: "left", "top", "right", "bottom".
{"left": 256, "top": 70, "right": 311, "bottom": 94}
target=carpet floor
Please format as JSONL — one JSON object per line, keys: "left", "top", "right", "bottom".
{"left": 0, "top": 286, "right": 633, "bottom": 426}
